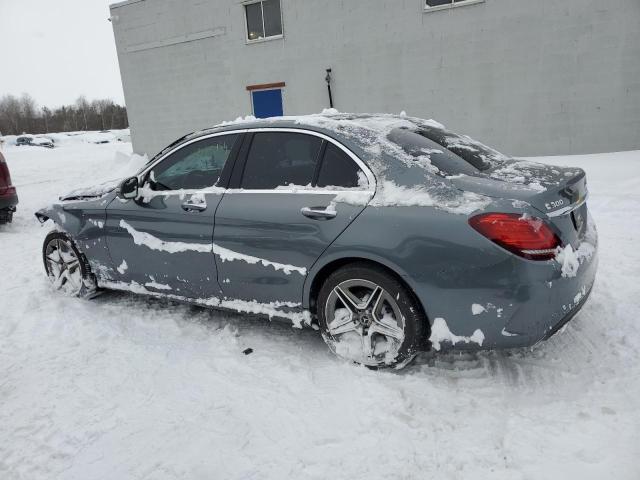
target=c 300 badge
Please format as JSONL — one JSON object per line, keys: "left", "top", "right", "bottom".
{"left": 545, "top": 199, "right": 565, "bottom": 210}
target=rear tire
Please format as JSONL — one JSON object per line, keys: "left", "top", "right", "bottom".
{"left": 42, "top": 231, "right": 97, "bottom": 298}
{"left": 0, "top": 209, "right": 13, "bottom": 224}
{"left": 317, "top": 262, "right": 428, "bottom": 369}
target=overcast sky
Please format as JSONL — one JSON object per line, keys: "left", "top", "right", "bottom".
{"left": 0, "top": 0, "right": 125, "bottom": 108}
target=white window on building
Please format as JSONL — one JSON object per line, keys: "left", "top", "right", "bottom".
{"left": 425, "top": 0, "right": 484, "bottom": 11}
{"left": 244, "top": 0, "right": 283, "bottom": 42}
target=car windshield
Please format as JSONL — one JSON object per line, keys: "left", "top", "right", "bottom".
{"left": 387, "top": 128, "right": 479, "bottom": 176}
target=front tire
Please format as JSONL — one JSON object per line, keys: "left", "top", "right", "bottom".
{"left": 42, "top": 231, "right": 97, "bottom": 298}
{"left": 317, "top": 262, "right": 428, "bottom": 369}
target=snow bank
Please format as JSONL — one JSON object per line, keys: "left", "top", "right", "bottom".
{"left": 1, "top": 144, "right": 639, "bottom": 479}
{"left": 1, "top": 129, "right": 130, "bottom": 147}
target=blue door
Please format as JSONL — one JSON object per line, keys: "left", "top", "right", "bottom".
{"left": 251, "top": 89, "right": 283, "bottom": 118}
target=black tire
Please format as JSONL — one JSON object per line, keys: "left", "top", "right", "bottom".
{"left": 0, "top": 209, "right": 12, "bottom": 224}
{"left": 317, "top": 262, "right": 428, "bottom": 369}
{"left": 42, "top": 231, "right": 98, "bottom": 298}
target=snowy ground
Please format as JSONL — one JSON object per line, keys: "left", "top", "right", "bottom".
{"left": 0, "top": 141, "right": 639, "bottom": 479}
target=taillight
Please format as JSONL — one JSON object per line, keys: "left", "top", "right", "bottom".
{"left": 0, "top": 154, "right": 13, "bottom": 190}
{"left": 469, "top": 213, "right": 561, "bottom": 260}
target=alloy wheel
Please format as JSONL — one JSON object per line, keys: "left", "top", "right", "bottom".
{"left": 45, "top": 238, "right": 84, "bottom": 296}
{"left": 324, "top": 279, "right": 406, "bottom": 366}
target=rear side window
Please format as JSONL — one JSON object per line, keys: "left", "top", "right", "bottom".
{"left": 387, "top": 128, "right": 478, "bottom": 176}
{"left": 241, "top": 132, "right": 322, "bottom": 189}
{"left": 316, "top": 143, "right": 364, "bottom": 188}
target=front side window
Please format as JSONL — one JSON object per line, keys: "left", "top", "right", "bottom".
{"left": 241, "top": 132, "right": 322, "bottom": 189}
{"left": 245, "top": 0, "right": 282, "bottom": 41}
{"left": 149, "top": 134, "right": 239, "bottom": 191}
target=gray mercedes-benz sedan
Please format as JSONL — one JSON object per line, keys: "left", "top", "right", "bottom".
{"left": 36, "top": 113, "right": 598, "bottom": 368}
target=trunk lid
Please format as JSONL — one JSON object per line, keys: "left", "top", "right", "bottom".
{"left": 450, "top": 159, "right": 590, "bottom": 246}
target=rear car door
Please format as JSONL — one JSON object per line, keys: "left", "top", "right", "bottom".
{"left": 213, "top": 129, "right": 374, "bottom": 305}
{"left": 105, "top": 133, "right": 241, "bottom": 298}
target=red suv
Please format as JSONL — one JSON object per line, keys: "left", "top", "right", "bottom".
{"left": 0, "top": 151, "right": 18, "bottom": 224}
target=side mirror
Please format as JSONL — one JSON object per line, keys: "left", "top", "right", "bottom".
{"left": 118, "top": 176, "right": 139, "bottom": 199}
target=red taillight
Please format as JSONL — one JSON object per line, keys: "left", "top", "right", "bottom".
{"left": 0, "top": 154, "right": 14, "bottom": 192}
{"left": 469, "top": 213, "right": 561, "bottom": 261}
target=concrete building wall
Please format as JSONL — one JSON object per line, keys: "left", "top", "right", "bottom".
{"left": 110, "top": 0, "right": 640, "bottom": 157}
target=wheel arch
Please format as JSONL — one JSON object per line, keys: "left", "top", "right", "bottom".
{"left": 35, "top": 204, "right": 79, "bottom": 234}
{"left": 304, "top": 252, "right": 431, "bottom": 325}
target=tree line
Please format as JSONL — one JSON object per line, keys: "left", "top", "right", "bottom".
{"left": 0, "top": 93, "right": 128, "bottom": 136}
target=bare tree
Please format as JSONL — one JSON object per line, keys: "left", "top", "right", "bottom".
{"left": 19, "top": 93, "right": 38, "bottom": 133}
{"left": 0, "top": 94, "right": 128, "bottom": 135}
{"left": 0, "top": 96, "right": 22, "bottom": 134}
{"left": 75, "top": 96, "right": 90, "bottom": 131}
{"left": 42, "top": 107, "right": 51, "bottom": 133}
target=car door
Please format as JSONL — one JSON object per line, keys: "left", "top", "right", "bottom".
{"left": 105, "top": 132, "right": 242, "bottom": 299}
{"left": 213, "top": 129, "right": 375, "bottom": 305}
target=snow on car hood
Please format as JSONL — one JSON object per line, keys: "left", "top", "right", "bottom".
{"left": 59, "top": 179, "right": 120, "bottom": 201}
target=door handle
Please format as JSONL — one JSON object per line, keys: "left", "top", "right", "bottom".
{"left": 181, "top": 202, "right": 207, "bottom": 212}
{"left": 301, "top": 206, "right": 337, "bottom": 220}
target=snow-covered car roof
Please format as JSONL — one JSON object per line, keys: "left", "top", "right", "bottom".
{"left": 60, "top": 112, "right": 581, "bottom": 217}
{"left": 179, "top": 112, "right": 508, "bottom": 213}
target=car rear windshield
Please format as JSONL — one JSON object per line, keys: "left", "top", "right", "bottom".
{"left": 416, "top": 126, "right": 507, "bottom": 172}
{"left": 387, "top": 128, "right": 479, "bottom": 176}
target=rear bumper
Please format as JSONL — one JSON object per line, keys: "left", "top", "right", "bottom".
{"left": 411, "top": 234, "right": 599, "bottom": 352}
{"left": 541, "top": 281, "right": 593, "bottom": 342}
{"left": 0, "top": 189, "right": 18, "bottom": 210}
